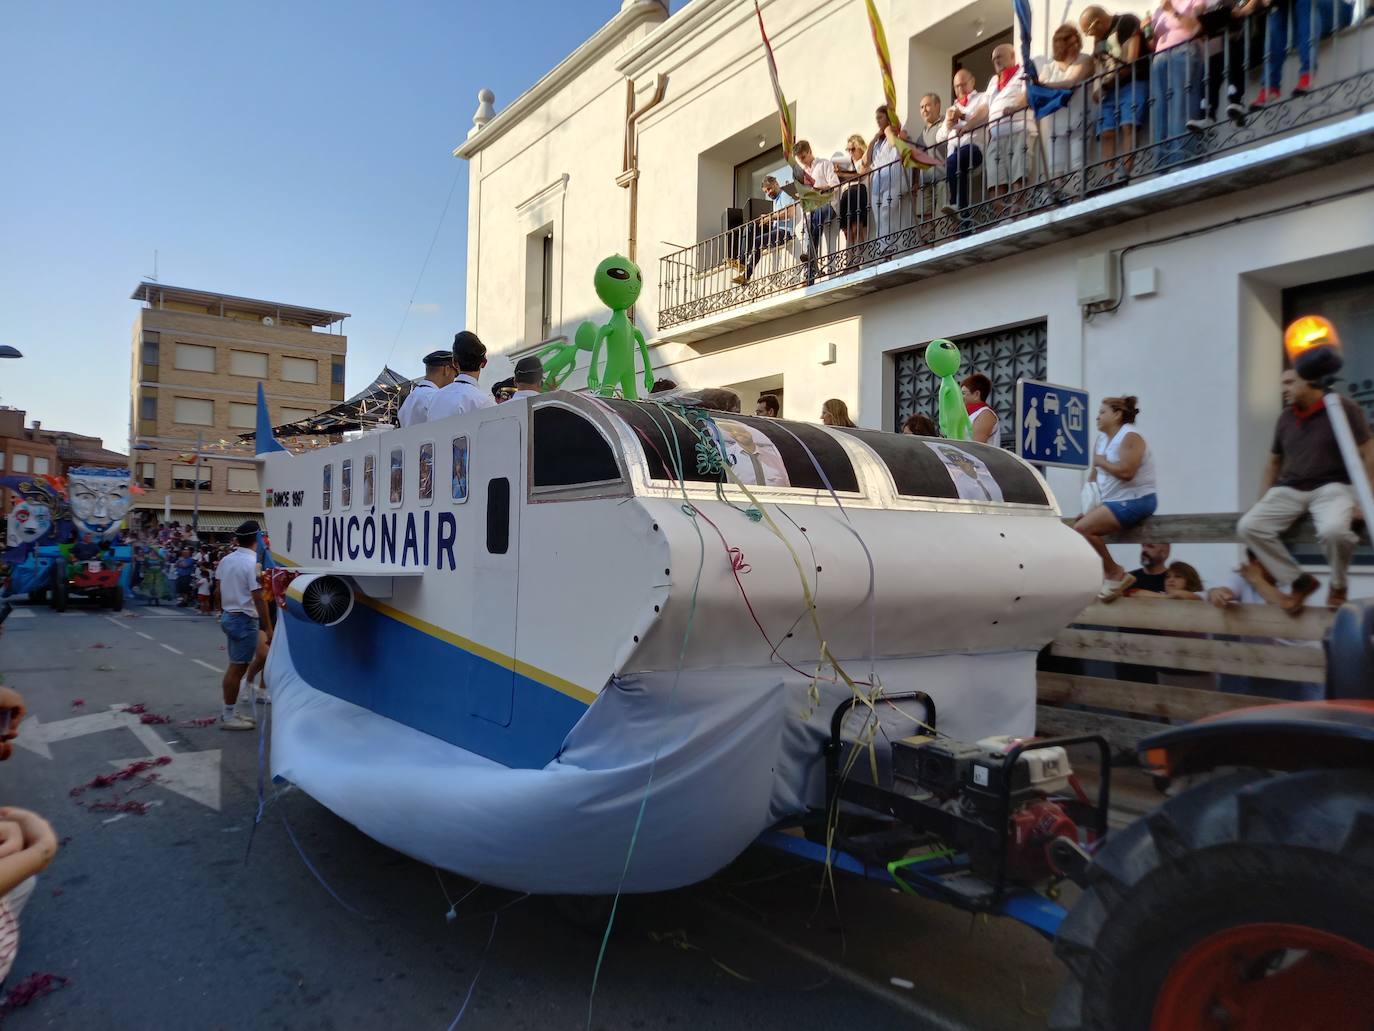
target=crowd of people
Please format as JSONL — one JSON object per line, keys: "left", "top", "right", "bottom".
{"left": 726, "top": 1, "right": 1361, "bottom": 283}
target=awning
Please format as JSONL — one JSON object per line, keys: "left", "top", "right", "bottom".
{"left": 132, "top": 509, "right": 262, "bottom": 533}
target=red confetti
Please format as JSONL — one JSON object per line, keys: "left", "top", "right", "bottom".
{"left": 88, "top": 800, "right": 152, "bottom": 816}
{"left": 180, "top": 716, "right": 217, "bottom": 728}
{"left": 121, "top": 704, "right": 147, "bottom": 715}
{"left": 138, "top": 713, "right": 173, "bottom": 725}
{"left": 70, "top": 756, "right": 172, "bottom": 797}
{"left": 50, "top": 888, "right": 62, "bottom": 898}
{"left": 71, "top": 699, "right": 85, "bottom": 709}
{"left": 0, "top": 972, "right": 69, "bottom": 1016}
{"left": 88, "top": 643, "right": 109, "bottom": 650}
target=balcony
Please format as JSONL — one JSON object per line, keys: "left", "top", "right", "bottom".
{"left": 658, "top": 12, "right": 1374, "bottom": 341}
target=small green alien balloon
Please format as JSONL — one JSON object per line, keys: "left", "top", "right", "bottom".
{"left": 583, "top": 255, "right": 654, "bottom": 400}
{"left": 925, "top": 339, "right": 972, "bottom": 441}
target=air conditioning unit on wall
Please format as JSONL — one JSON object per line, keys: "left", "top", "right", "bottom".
{"left": 1077, "top": 252, "right": 1120, "bottom": 307}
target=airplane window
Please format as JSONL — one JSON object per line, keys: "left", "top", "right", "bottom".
{"left": 532, "top": 407, "right": 620, "bottom": 487}
{"left": 452, "top": 437, "right": 469, "bottom": 503}
{"left": 341, "top": 459, "right": 352, "bottom": 509}
{"left": 323, "top": 464, "right": 332, "bottom": 512}
{"left": 363, "top": 454, "right": 375, "bottom": 507}
{"left": 419, "top": 443, "right": 434, "bottom": 501}
{"left": 389, "top": 448, "right": 403, "bottom": 505}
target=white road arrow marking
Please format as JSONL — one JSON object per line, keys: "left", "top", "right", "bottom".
{"left": 17, "top": 704, "right": 223, "bottom": 812}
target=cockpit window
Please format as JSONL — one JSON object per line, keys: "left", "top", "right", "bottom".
{"left": 532, "top": 406, "right": 621, "bottom": 488}
{"left": 835, "top": 427, "right": 1049, "bottom": 505}
{"left": 601, "top": 400, "right": 859, "bottom": 492}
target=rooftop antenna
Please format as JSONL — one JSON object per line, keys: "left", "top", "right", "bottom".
{"left": 148, "top": 249, "right": 159, "bottom": 283}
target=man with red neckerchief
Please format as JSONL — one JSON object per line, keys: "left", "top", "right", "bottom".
{"left": 1238, "top": 368, "right": 1374, "bottom": 611}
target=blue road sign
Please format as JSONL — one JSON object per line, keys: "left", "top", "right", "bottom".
{"left": 1014, "top": 380, "right": 1090, "bottom": 469}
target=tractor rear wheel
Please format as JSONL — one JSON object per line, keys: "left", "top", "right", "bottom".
{"left": 50, "top": 577, "right": 67, "bottom": 613}
{"left": 30, "top": 588, "right": 46, "bottom": 605}
{"left": 1051, "top": 768, "right": 1374, "bottom": 1031}
{"left": 108, "top": 586, "right": 124, "bottom": 612}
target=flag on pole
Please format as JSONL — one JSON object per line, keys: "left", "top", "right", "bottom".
{"left": 862, "top": 0, "right": 938, "bottom": 169}
{"left": 1013, "top": 0, "right": 1070, "bottom": 118}
{"left": 752, "top": 0, "right": 833, "bottom": 213}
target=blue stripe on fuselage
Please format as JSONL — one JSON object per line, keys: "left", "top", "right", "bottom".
{"left": 281, "top": 600, "right": 589, "bottom": 769}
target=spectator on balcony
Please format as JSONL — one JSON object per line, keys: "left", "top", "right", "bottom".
{"left": 1253, "top": 0, "right": 1321, "bottom": 107}
{"left": 731, "top": 175, "right": 796, "bottom": 286}
{"left": 914, "top": 93, "right": 948, "bottom": 220}
{"left": 1150, "top": 0, "right": 1207, "bottom": 166}
{"left": 867, "top": 105, "right": 913, "bottom": 246}
{"left": 836, "top": 135, "right": 872, "bottom": 251}
{"left": 1035, "top": 24, "right": 1095, "bottom": 179}
{"left": 1237, "top": 368, "right": 1373, "bottom": 611}
{"left": 961, "top": 373, "right": 1003, "bottom": 447}
{"left": 820, "top": 399, "right": 856, "bottom": 428}
{"left": 1075, "top": 395, "right": 1158, "bottom": 601}
{"left": 793, "top": 140, "right": 840, "bottom": 278}
{"left": 901, "top": 412, "right": 939, "bottom": 436}
{"left": 755, "top": 394, "right": 780, "bottom": 418}
{"left": 938, "top": 68, "right": 989, "bottom": 218}
{"left": 984, "top": 43, "right": 1038, "bottom": 204}
{"left": 1080, "top": 6, "right": 1151, "bottom": 180}
{"left": 1187, "top": 0, "right": 1263, "bottom": 130}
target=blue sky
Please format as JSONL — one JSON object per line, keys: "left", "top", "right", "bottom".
{"left": 0, "top": 1, "right": 684, "bottom": 449}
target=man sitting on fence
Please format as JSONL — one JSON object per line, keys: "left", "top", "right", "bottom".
{"left": 1237, "top": 368, "right": 1374, "bottom": 611}
{"left": 1126, "top": 541, "right": 1171, "bottom": 594}
{"left": 731, "top": 176, "right": 796, "bottom": 286}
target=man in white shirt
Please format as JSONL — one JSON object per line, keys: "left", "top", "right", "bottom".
{"left": 938, "top": 68, "right": 989, "bottom": 216}
{"left": 983, "top": 42, "right": 1037, "bottom": 200}
{"left": 427, "top": 331, "right": 497, "bottom": 421}
{"left": 509, "top": 355, "right": 543, "bottom": 401}
{"left": 215, "top": 520, "right": 273, "bottom": 731}
{"left": 916, "top": 93, "right": 948, "bottom": 221}
{"left": 397, "top": 350, "right": 456, "bottom": 427}
{"left": 793, "top": 140, "right": 839, "bottom": 276}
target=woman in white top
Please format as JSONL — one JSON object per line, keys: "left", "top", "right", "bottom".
{"left": 961, "top": 372, "right": 1002, "bottom": 448}
{"left": 1074, "top": 395, "right": 1158, "bottom": 600}
{"left": 1034, "top": 24, "right": 1095, "bottom": 179}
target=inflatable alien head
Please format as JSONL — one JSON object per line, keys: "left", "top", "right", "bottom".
{"left": 925, "top": 338, "right": 962, "bottom": 378}
{"left": 593, "top": 255, "right": 643, "bottom": 312}
{"left": 7, "top": 501, "right": 52, "bottom": 548}
{"left": 68, "top": 466, "right": 133, "bottom": 540}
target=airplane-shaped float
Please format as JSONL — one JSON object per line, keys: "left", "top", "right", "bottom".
{"left": 255, "top": 383, "right": 1098, "bottom": 893}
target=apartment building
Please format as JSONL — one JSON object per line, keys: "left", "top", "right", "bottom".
{"left": 456, "top": 0, "right": 1374, "bottom": 591}
{"left": 0, "top": 409, "right": 60, "bottom": 511}
{"left": 129, "top": 282, "right": 348, "bottom": 534}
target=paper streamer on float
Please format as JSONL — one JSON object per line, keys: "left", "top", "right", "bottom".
{"left": 863, "top": 0, "right": 938, "bottom": 170}
{"left": 752, "top": 0, "right": 833, "bottom": 214}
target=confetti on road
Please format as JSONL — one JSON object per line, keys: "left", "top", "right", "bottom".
{"left": 70, "top": 755, "right": 172, "bottom": 797}
{"left": 0, "top": 972, "right": 70, "bottom": 1017}
{"left": 71, "top": 699, "right": 85, "bottom": 709}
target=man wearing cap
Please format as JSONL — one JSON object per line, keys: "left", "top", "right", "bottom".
{"left": 428, "top": 330, "right": 496, "bottom": 421}
{"left": 214, "top": 520, "right": 274, "bottom": 731}
{"left": 398, "top": 350, "right": 456, "bottom": 428}
{"left": 509, "top": 356, "right": 543, "bottom": 401}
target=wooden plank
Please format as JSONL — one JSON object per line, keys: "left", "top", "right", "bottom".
{"left": 1036, "top": 671, "right": 1281, "bottom": 722}
{"left": 1050, "top": 628, "right": 1325, "bottom": 682}
{"left": 1059, "top": 512, "right": 1370, "bottom": 546}
{"left": 1072, "top": 598, "right": 1334, "bottom": 642}
{"left": 1035, "top": 705, "right": 1164, "bottom": 755}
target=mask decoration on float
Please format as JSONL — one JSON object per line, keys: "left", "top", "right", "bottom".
{"left": 7, "top": 501, "right": 52, "bottom": 547}
{"left": 67, "top": 467, "right": 134, "bottom": 540}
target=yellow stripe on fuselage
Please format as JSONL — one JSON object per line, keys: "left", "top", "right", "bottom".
{"left": 271, "top": 551, "right": 597, "bottom": 706}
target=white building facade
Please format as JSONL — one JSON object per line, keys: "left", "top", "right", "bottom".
{"left": 456, "top": 0, "right": 1374, "bottom": 591}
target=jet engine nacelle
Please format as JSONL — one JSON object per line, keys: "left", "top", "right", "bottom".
{"left": 285, "top": 573, "right": 355, "bottom": 628}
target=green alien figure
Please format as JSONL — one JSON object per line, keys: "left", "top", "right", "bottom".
{"left": 582, "top": 255, "right": 654, "bottom": 400}
{"left": 925, "top": 338, "right": 972, "bottom": 441}
{"left": 533, "top": 322, "right": 594, "bottom": 391}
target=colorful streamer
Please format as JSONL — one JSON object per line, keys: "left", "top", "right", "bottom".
{"left": 752, "top": 1, "right": 833, "bottom": 213}
{"left": 863, "top": 0, "right": 938, "bottom": 169}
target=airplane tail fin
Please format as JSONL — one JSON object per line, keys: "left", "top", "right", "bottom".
{"left": 255, "top": 383, "right": 287, "bottom": 455}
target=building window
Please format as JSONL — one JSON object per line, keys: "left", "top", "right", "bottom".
{"left": 227, "top": 467, "right": 258, "bottom": 494}
{"left": 0, "top": 452, "right": 6, "bottom": 471}
{"left": 733, "top": 147, "right": 792, "bottom": 210}
{"left": 323, "top": 464, "right": 332, "bottom": 512}
{"left": 229, "top": 350, "right": 269, "bottom": 378}
{"left": 280, "top": 406, "right": 315, "bottom": 424}
{"left": 141, "top": 331, "right": 160, "bottom": 366}
{"left": 33, "top": 457, "right": 49, "bottom": 475}
{"left": 174, "top": 343, "right": 216, "bottom": 373}
{"left": 140, "top": 462, "right": 156, "bottom": 488}
{"left": 893, "top": 321, "right": 1048, "bottom": 441}
{"left": 363, "top": 453, "right": 375, "bottom": 507}
{"left": 11, "top": 454, "right": 27, "bottom": 473}
{"left": 451, "top": 437, "right": 469, "bottom": 502}
{"left": 282, "top": 357, "right": 318, "bottom": 384}
{"left": 541, "top": 232, "right": 554, "bottom": 340}
{"left": 228, "top": 402, "right": 256, "bottom": 429}
{"left": 418, "top": 442, "right": 434, "bottom": 502}
{"left": 332, "top": 360, "right": 345, "bottom": 385}
{"left": 140, "top": 395, "right": 158, "bottom": 421}
{"left": 173, "top": 397, "right": 214, "bottom": 426}
{"left": 389, "top": 448, "right": 403, "bottom": 504}
{"left": 172, "top": 464, "right": 211, "bottom": 491}
{"left": 341, "top": 459, "right": 352, "bottom": 508}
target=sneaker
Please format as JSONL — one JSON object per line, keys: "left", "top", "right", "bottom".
{"left": 1293, "top": 73, "right": 1312, "bottom": 95}
{"left": 1327, "top": 586, "right": 1348, "bottom": 608}
{"left": 1185, "top": 115, "right": 1211, "bottom": 132}
{"left": 253, "top": 688, "right": 271, "bottom": 706}
{"left": 1225, "top": 101, "right": 1247, "bottom": 125}
{"left": 219, "top": 714, "right": 255, "bottom": 732}
{"left": 1249, "top": 87, "right": 1279, "bottom": 109}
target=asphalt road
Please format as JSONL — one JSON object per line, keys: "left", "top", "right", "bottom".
{"left": 0, "top": 600, "right": 1066, "bottom": 1030}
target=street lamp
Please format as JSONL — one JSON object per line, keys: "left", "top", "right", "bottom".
{"left": 0, "top": 347, "right": 22, "bottom": 359}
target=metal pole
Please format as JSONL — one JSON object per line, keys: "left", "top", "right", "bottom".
{"left": 193, "top": 430, "right": 202, "bottom": 538}
{"left": 1324, "top": 391, "right": 1374, "bottom": 532}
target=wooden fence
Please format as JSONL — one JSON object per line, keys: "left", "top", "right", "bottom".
{"left": 1037, "top": 512, "right": 1354, "bottom": 754}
